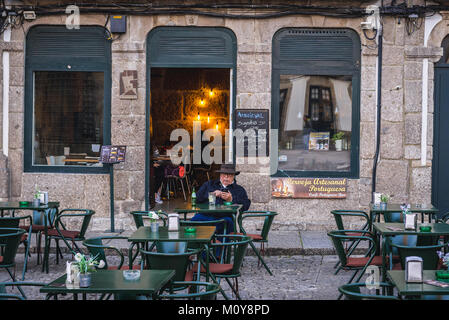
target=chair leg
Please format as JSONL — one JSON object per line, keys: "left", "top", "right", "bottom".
{"left": 6, "top": 267, "right": 26, "bottom": 298}
{"left": 249, "top": 241, "right": 273, "bottom": 275}
{"left": 179, "top": 179, "right": 186, "bottom": 201}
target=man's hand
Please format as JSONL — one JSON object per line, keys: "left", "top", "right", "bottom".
{"left": 220, "top": 191, "right": 232, "bottom": 202}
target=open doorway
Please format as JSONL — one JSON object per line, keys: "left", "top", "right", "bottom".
{"left": 149, "top": 68, "right": 231, "bottom": 210}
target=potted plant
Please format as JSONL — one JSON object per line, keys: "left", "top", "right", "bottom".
{"left": 331, "top": 132, "right": 345, "bottom": 151}
{"left": 148, "top": 211, "right": 160, "bottom": 233}
{"left": 73, "top": 253, "right": 104, "bottom": 287}
{"left": 380, "top": 194, "right": 389, "bottom": 210}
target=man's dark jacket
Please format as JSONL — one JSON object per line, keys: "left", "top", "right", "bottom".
{"left": 196, "top": 179, "right": 251, "bottom": 214}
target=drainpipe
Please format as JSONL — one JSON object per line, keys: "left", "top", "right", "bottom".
{"left": 2, "top": 20, "right": 11, "bottom": 200}
{"left": 371, "top": 25, "right": 383, "bottom": 201}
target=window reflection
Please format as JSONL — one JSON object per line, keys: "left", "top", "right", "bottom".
{"left": 278, "top": 75, "right": 352, "bottom": 172}
{"left": 33, "top": 71, "right": 104, "bottom": 167}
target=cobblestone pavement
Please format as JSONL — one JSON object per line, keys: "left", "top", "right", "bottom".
{"left": 0, "top": 253, "right": 356, "bottom": 300}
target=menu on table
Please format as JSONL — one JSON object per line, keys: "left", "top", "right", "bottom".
{"left": 100, "top": 145, "right": 127, "bottom": 164}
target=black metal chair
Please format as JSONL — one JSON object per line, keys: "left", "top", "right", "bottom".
{"left": 43, "top": 209, "right": 95, "bottom": 273}
{"left": 0, "top": 216, "right": 32, "bottom": 280}
{"left": 0, "top": 281, "right": 48, "bottom": 300}
{"left": 0, "top": 228, "right": 27, "bottom": 297}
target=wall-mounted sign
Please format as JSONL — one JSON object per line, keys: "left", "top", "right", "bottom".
{"left": 309, "top": 132, "right": 330, "bottom": 151}
{"left": 271, "top": 177, "right": 347, "bottom": 199}
{"left": 119, "top": 70, "right": 138, "bottom": 100}
{"left": 100, "top": 145, "right": 127, "bottom": 164}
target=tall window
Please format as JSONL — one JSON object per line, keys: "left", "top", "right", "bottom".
{"left": 24, "top": 26, "right": 111, "bottom": 173}
{"left": 272, "top": 28, "right": 360, "bottom": 178}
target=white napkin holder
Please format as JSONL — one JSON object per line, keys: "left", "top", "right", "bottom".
{"left": 404, "top": 211, "right": 417, "bottom": 230}
{"left": 38, "top": 191, "right": 48, "bottom": 204}
{"left": 168, "top": 213, "right": 180, "bottom": 231}
{"left": 405, "top": 256, "right": 423, "bottom": 283}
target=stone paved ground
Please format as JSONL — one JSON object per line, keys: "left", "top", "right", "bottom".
{"left": 0, "top": 252, "right": 357, "bottom": 300}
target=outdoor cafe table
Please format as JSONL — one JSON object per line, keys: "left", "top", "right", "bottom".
{"left": 373, "top": 222, "right": 449, "bottom": 281}
{"left": 369, "top": 203, "right": 439, "bottom": 227}
{"left": 40, "top": 269, "right": 175, "bottom": 300}
{"left": 127, "top": 225, "right": 230, "bottom": 299}
{"left": 174, "top": 202, "right": 243, "bottom": 232}
{"left": 387, "top": 270, "right": 449, "bottom": 299}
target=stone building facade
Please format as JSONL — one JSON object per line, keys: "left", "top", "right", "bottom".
{"left": 0, "top": 1, "right": 448, "bottom": 232}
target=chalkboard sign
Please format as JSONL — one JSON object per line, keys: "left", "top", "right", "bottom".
{"left": 100, "top": 145, "right": 127, "bottom": 164}
{"left": 235, "top": 109, "right": 269, "bottom": 157}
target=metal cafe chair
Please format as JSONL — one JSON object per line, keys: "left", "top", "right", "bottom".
{"left": 0, "top": 228, "right": 27, "bottom": 297}
{"left": 43, "top": 209, "right": 95, "bottom": 273}
{"left": 327, "top": 229, "right": 386, "bottom": 300}
{"left": 338, "top": 282, "right": 400, "bottom": 300}
{"left": 330, "top": 210, "right": 371, "bottom": 274}
{"left": 185, "top": 234, "right": 251, "bottom": 300}
{"left": 235, "top": 211, "right": 278, "bottom": 275}
{"left": 0, "top": 216, "right": 33, "bottom": 280}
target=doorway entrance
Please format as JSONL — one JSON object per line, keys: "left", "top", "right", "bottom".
{"left": 149, "top": 68, "right": 231, "bottom": 210}
{"left": 145, "top": 27, "right": 237, "bottom": 211}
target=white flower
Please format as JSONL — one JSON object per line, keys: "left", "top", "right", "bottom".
{"left": 148, "top": 211, "right": 159, "bottom": 220}
{"left": 98, "top": 260, "right": 106, "bottom": 269}
{"left": 74, "top": 253, "right": 83, "bottom": 262}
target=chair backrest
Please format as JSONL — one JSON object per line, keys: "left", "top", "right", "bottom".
{"left": 180, "top": 219, "right": 223, "bottom": 232}
{"left": 82, "top": 236, "right": 127, "bottom": 270}
{"left": 210, "top": 235, "right": 250, "bottom": 274}
{"left": 56, "top": 209, "right": 95, "bottom": 238}
{"left": 0, "top": 281, "right": 47, "bottom": 300}
{"left": 238, "top": 211, "right": 277, "bottom": 241}
{"left": 390, "top": 242, "right": 447, "bottom": 270}
{"left": 338, "top": 282, "right": 400, "bottom": 300}
{"left": 0, "top": 228, "right": 26, "bottom": 266}
{"left": 130, "top": 211, "right": 168, "bottom": 229}
{"left": 330, "top": 210, "right": 369, "bottom": 231}
{"left": 157, "top": 281, "right": 219, "bottom": 300}
{"left": 140, "top": 248, "right": 201, "bottom": 283}
{"left": 327, "top": 230, "right": 376, "bottom": 267}
{"left": 384, "top": 211, "right": 404, "bottom": 223}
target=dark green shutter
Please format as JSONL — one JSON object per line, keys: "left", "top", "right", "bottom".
{"left": 272, "top": 28, "right": 361, "bottom": 178}
{"left": 24, "top": 25, "right": 111, "bottom": 173}
{"left": 147, "top": 27, "right": 236, "bottom": 67}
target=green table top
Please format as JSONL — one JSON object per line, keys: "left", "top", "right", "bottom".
{"left": 0, "top": 201, "right": 60, "bottom": 210}
{"left": 370, "top": 203, "right": 438, "bottom": 213}
{"left": 387, "top": 270, "right": 449, "bottom": 296}
{"left": 373, "top": 222, "right": 449, "bottom": 236}
{"left": 128, "top": 226, "right": 216, "bottom": 243}
{"left": 174, "top": 202, "right": 242, "bottom": 214}
{"left": 40, "top": 269, "right": 175, "bottom": 295}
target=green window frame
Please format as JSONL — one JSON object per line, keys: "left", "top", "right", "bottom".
{"left": 24, "top": 25, "right": 111, "bottom": 174}
{"left": 271, "top": 28, "right": 361, "bottom": 178}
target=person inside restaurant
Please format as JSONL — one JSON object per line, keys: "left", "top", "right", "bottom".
{"left": 191, "top": 164, "right": 251, "bottom": 234}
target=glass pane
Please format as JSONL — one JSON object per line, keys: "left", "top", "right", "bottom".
{"left": 33, "top": 71, "right": 104, "bottom": 167}
{"left": 278, "top": 75, "right": 352, "bottom": 172}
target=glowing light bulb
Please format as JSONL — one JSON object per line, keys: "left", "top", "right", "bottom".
{"left": 197, "top": 112, "right": 200, "bottom": 121}
{"left": 207, "top": 113, "right": 210, "bottom": 123}
{"left": 209, "top": 90, "right": 214, "bottom": 97}
{"left": 199, "top": 98, "right": 205, "bottom": 106}
{"left": 216, "top": 121, "right": 219, "bottom": 130}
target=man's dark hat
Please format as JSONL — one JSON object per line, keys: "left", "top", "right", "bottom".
{"left": 215, "top": 164, "right": 240, "bottom": 176}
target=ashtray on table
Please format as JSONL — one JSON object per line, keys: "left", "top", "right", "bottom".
{"left": 123, "top": 270, "right": 141, "bottom": 281}
{"left": 223, "top": 202, "right": 232, "bottom": 206}
{"left": 419, "top": 225, "right": 432, "bottom": 232}
{"left": 184, "top": 227, "right": 196, "bottom": 233}
{"left": 19, "top": 201, "right": 29, "bottom": 207}
{"left": 436, "top": 271, "right": 449, "bottom": 283}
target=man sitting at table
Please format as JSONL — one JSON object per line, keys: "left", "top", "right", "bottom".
{"left": 191, "top": 163, "right": 251, "bottom": 234}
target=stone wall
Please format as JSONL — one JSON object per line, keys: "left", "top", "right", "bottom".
{"left": 1, "top": 6, "right": 444, "bottom": 232}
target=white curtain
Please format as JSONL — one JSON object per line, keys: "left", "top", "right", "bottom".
{"left": 330, "top": 79, "right": 352, "bottom": 132}
{"left": 285, "top": 76, "right": 310, "bottom": 131}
